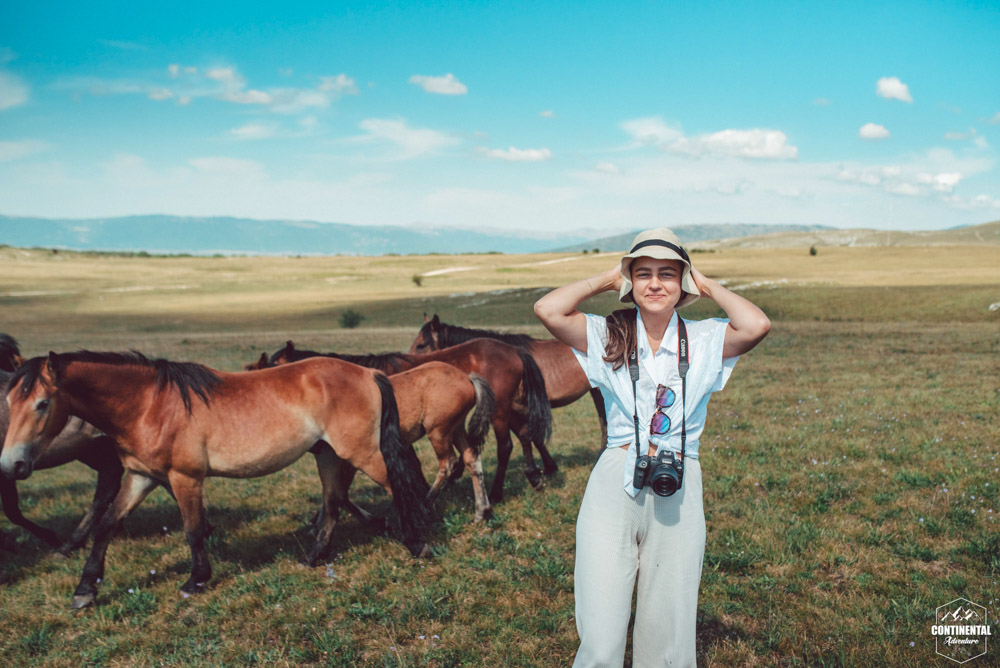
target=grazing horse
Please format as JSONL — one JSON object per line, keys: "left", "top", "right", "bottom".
{"left": 253, "top": 351, "right": 497, "bottom": 521}
{"left": 410, "top": 314, "right": 610, "bottom": 472}
{"left": 0, "top": 335, "right": 123, "bottom": 554}
{"left": 261, "top": 338, "right": 551, "bottom": 503}
{"left": 2, "top": 351, "right": 432, "bottom": 608}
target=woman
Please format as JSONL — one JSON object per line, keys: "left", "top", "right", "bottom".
{"left": 534, "top": 228, "right": 770, "bottom": 667}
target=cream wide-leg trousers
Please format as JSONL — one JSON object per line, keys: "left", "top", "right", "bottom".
{"left": 573, "top": 446, "right": 705, "bottom": 668}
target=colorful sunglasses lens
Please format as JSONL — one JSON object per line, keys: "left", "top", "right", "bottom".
{"left": 656, "top": 385, "right": 676, "bottom": 408}
{"left": 651, "top": 411, "right": 671, "bottom": 435}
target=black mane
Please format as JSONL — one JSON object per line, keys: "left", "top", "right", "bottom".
{"left": 9, "top": 351, "right": 221, "bottom": 414}
{"left": 270, "top": 344, "right": 412, "bottom": 374}
{"left": 0, "top": 333, "right": 20, "bottom": 372}
{"left": 424, "top": 320, "right": 536, "bottom": 349}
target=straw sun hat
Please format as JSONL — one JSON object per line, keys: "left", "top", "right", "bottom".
{"left": 618, "top": 227, "right": 701, "bottom": 308}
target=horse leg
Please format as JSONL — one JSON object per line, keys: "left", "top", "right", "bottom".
{"left": 455, "top": 429, "right": 492, "bottom": 522}
{"left": 590, "top": 388, "right": 609, "bottom": 448}
{"left": 59, "top": 441, "right": 124, "bottom": 554}
{"left": 0, "top": 475, "right": 62, "bottom": 549}
{"left": 426, "top": 428, "right": 459, "bottom": 501}
{"left": 488, "top": 418, "right": 515, "bottom": 505}
{"left": 167, "top": 471, "right": 213, "bottom": 595}
{"left": 305, "top": 447, "right": 347, "bottom": 566}
{"left": 513, "top": 422, "right": 545, "bottom": 490}
{"left": 72, "top": 472, "right": 158, "bottom": 608}
{"left": 309, "top": 448, "right": 387, "bottom": 534}
{"left": 534, "top": 435, "right": 559, "bottom": 477}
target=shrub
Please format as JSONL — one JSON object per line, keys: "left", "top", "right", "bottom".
{"left": 412, "top": 274, "right": 423, "bottom": 287}
{"left": 809, "top": 245, "right": 818, "bottom": 256}
{"left": 339, "top": 309, "right": 365, "bottom": 329}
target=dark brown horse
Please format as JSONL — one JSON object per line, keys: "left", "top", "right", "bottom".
{"left": 261, "top": 338, "right": 551, "bottom": 503}
{"left": 0, "top": 335, "right": 123, "bottom": 554}
{"left": 410, "top": 315, "right": 609, "bottom": 471}
{"left": 3, "top": 351, "right": 432, "bottom": 607}
{"left": 252, "top": 350, "right": 497, "bottom": 521}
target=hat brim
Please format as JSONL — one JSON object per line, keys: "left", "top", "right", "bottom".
{"left": 619, "top": 247, "right": 700, "bottom": 308}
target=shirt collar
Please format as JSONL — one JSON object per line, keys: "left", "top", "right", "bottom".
{"left": 635, "top": 308, "right": 679, "bottom": 359}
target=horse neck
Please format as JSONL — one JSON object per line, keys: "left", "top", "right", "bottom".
{"left": 60, "top": 361, "right": 152, "bottom": 439}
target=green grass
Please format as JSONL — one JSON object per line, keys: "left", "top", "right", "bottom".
{"left": 1, "top": 250, "right": 998, "bottom": 666}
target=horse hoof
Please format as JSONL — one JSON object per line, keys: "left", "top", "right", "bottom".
{"left": 180, "top": 581, "right": 207, "bottom": 595}
{"left": 408, "top": 542, "right": 432, "bottom": 559}
{"left": 72, "top": 594, "right": 95, "bottom": 609}
{"left": 526, "top": 473, "right": 545, "bottom": 490}
{"left": 544, "top": 464, "right": 559, "bottom": 477}
{"left": 475, "top": 507, "right": 493, "bottom": 523}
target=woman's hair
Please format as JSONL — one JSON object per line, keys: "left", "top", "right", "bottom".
{"left": 603, "top": 308, "right": 637, "bottom": 370}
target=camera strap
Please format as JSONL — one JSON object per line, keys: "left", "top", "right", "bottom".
{"left": 628, "top": 314, "right": 689, "bottom": 461}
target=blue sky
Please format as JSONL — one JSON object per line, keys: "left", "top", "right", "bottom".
{"left": 1, "top": 0, "right": 998, "bottom": 237}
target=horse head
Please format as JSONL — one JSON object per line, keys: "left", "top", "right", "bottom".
{"left": 1, "top": 353, "right": 72, "bottom": 480}
{"left": 409, "top": 314, "right": 442, "bottom": 354}
{"left": 244, "top": 352, "right": 270, "bottom": 371}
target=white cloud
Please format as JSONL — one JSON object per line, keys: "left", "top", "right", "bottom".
{"left": 479, "top": 146, "right": 552, "bottom": 162}
{"left": 621, "top": 117, "right": 796, "bottom": 159}
{"left": 148, "top": 87, "right": 173, "bottom": 101}
{"left": 671, "top": 129, "right": 798, "bottom": 159}
{"left": 99, "top": 39, "right": 146, "bottom": 51}
{"left": 595, "top": 161, "right": 620, "bottom": 174}
{"left": 944, "top": 128, "right": 976, "bottom": 141}
{"left": 356, "top": 118, "right": 458, "bottom": 158}
{"left": 167, "top": 64, "right": 181, "bottom": 78}
{"left": 408, "top": 73, "right": 467, "bottom": 95}
{"left": 859, "top": 123, "right": 890, "bottom": 140}
{"left": 876, "top": 76, "right": 913, "bottom": 103}
{"left": 188, "top": 156, "right": 266, "bottom": 176}
{"left": 0, "top": 139, "right": 49, "bottom": 162}
{"left": 813, "top": 98, "right": 831, "bottom": 106}
{"left": 230, "top": 123, "right": 278, "bottom": 140}
{"left": 989, "top": 112, "right": 1000, "bottom": 125}
{"left": 0, "top": 70, "right": 29, "bottom": 110}
{"left": 319, "top": 74, "right": 358, "bottom": 95}
{"left": 621, "top": 116, "right": 684, "bottom": 147}
{"left": 540, "top": 110, "right": 555, "bottom": 118}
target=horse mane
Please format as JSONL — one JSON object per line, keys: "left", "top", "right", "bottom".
{"left": 425, "top": 320, "right": 536, "bottom": 349}
{"left": 0, "top": 333, "right": 21, "bottom": 372}
{"left": 273, "top": 344, "right": 412, "bottom": 374}
{"left": 9, "top": 351, "right": 221, "bottom": 414}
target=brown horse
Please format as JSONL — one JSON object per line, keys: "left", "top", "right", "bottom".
{"left": 253, "top": 350, "right": 497, "bottom": 521}
{"left": 410, "top": 314, "right": 609, "bottom": 471}
{"left": 0, "top": 335, "right": 123, "bottom": 554}
{"left": 2, "top": 351, "right": 432, "bottom": 608}
{"left": 261, "top": 338, "right": 551, "bottom": 503}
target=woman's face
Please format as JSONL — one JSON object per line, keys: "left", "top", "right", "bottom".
{"left": 630, "top": 257, "right": 684, "bottom": 314}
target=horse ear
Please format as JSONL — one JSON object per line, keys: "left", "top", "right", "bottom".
{"left": 423, "top": 312, "right": 429, "bottom": 323}
{"left": 46, "top": 351, "right": 62, "bottom": 387}
{"left": 12, "top": 354, "right": 25, "bottom": 369}
{"left": 431, "top": 314, "right": 440, "bottom": 326}
{"left": 286, "top": 340, "right": 295, "bottom": 351}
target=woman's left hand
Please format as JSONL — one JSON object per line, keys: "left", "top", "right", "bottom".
{"left": 689, "top": 266, "right": 714, "bottom": 298}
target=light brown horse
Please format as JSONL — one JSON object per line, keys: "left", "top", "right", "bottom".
{"left": 2, "top": 351, "right": 432, "bottom": 608}
{"left": 0, "top": 335, "right": 123, "bottom": 554}
{"left": 410, "top": 315, "right": 609, "bottom": 472}
{"left": 252, "top": 350, "right": 497, "bottom": 521}
{"left": 261, "top": 338, "right": 551, "bottom": 504}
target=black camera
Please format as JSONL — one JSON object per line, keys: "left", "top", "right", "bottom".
{"left": 632, "top": 449, "right": 683, "bottom": 497}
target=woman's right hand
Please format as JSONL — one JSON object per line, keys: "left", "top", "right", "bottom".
{"left": 600, "top": 264, "right": 623, "bottom": 294}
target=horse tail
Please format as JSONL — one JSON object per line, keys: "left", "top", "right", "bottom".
{"left": 516, "top": 349, "right": 552, "bottom": 445}
{"left": 373, "top": 371, "right": 433, "bottom": 549}
{"left": 0, "top": 334, "right": 22, "bottom": 372}
{"left": 466, "top": 374, "right": 496, "bottom": 455}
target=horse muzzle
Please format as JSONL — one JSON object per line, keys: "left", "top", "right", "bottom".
{"left": 0, "top": 445, "right": 34, "bottom": 480}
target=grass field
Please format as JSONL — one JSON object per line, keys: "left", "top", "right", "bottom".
{"left": 1, "top": 245, "right": 998, "bottom": 666}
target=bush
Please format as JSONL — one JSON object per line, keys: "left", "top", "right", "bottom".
{"left": 412, "top": 274, "right": 423, "bottom": 287}
{"left": 339, "top": 309, "right": 365, "bottom": 329}
{"left": 809, "top": 245, "right": 818, "bottom": 256}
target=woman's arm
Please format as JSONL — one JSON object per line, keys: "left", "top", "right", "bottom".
{"left": 690, "top": 267, "right": 771, "bottom": 358}
{"left": 534, "top": 265, "right": 622, "bottom": 353}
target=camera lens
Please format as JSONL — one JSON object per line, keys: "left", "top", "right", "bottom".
{"left": 650, "top": 466, "right": 680, "bottom": 497}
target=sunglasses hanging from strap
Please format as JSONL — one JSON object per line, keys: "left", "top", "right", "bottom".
{"left": 629, "top": 316, "right": 689, "bottom": 459}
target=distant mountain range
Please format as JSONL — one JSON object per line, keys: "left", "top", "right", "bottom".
{"left": 552, "top": 223, "right": 834, "bottom": 252}
{"left": 0, "top": 215, "right": 587, "bottom": 255}
{"left": 1, "top": 215, "right": 995, "bottom": 255}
